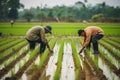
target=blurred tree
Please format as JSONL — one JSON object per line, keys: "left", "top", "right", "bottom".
{"left": 0, "top": 0, "right": 9, "bottom": 20}
{"left": 17, "top": 1, "right": 120, "bottom": 22}
{"left": 0, "top": 0, "right": 23, "bottom": 21}
{"left": 23, "top": 10, "right": 34, "bottom": 22}
{"left": 8, "top": 0, "right": 23, "bottom": 20}
{"left": 91, "top": 13, "right": 105, "bottom": 21}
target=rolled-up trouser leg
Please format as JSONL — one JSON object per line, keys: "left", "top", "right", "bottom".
{"left": 40, "top": 42, "right": 47, "bottom": 53}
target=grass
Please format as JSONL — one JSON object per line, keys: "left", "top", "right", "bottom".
{"left": 0, "top": 23, "right": 120, "bottom": 36}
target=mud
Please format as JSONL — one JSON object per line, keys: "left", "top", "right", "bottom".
{"left": 98, "top": 55, "right": 120, "bottom": 80}
{"left": 100, "top": 45, "right": 120, "bottom": 69}
{"left": 0, "top": 48, "right": 29, "bottom": 79}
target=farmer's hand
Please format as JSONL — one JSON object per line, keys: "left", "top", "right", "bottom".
{"left": 79, "top": 49, "right": 83, "bottom": 54}
{"left": 79, "top": 47, "right": 85, "bottom": 54}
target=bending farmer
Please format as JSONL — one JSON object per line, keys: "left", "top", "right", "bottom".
{"left": 25, "top": 25, "right": 53, "bottom": 54}
{"left": 78, "top": 26, "right": 104, "bottom": 54}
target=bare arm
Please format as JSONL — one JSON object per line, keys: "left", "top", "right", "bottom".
{"left": 79, "top": 32, "right": 91, "bottom": 54}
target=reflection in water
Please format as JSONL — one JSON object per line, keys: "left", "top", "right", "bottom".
{"left": 46, "top": 42, "right": 60, "bottom": 80}
{"left": 34, "top": 55, "right": 40, "bottom": 65}
{"left": 60, "top": 42, "right": 75, "bottom": 80}
{"left": 98, "top": 57, "right": 120, "bottom": 80}
{"left": 1, "top": 46, "right": 29, "bottom": 80}
{"left": 100, "top": 45, "right": 120, "bottom": 69}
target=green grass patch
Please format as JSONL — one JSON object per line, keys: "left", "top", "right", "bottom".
{"left": 0, "top": 23, "right": 120, "bottom": 36}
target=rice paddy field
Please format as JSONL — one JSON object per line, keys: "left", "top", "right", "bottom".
{"left": 0, "top": 22, "right": 120, "bottom": 80}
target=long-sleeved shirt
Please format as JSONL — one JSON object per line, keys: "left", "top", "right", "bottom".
{"left": 25, "top": 26, "right": 47, "bottom": 43}
{"left": 82, "top": 26, "right": 104, "bottom": 48}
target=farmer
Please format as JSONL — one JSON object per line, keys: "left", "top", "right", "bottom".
{"left": 78, "top": 26, "right": 104, "bottom": 54}
{"left": 10, "top": 20, "right": 14, "bottom": 27}
{"left": 25, "top": 25, "right": 53, "bottom": 54}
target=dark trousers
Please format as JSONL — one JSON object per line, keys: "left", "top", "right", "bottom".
{"left": 87, "top": 34, "right": 104, "bottom": 54}
{"left": 26, "top": 39, "right": 46, "bottom": 53}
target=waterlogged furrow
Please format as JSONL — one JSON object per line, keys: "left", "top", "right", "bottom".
{"left": 60, "top": 42, "right": 75, "bottom": 80}
{"left": 0, "top": 45, "right": 29, "bottom": 70}
{"left": 46, "top": 42, "right": 60, "bottom": 80}
{"left": 20, "top": 55, "right": 40, "bottom": 80}
{"left": 99, "top": 45, "right": 120, "bottom": 69}
{"left": 0, "top": 46, "right": 29, "bottom": 80}
{"left": 98, "top": 57, "right": 120, "bottom": 80}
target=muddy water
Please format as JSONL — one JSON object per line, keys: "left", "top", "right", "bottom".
{"left": 1, "top": 45, "right": 29, "bottom": 80}
{"left": 60, "top": 42, "right": 75, "bottom": 80}
{"left": 100, "top": 45, "right": 120, "bottom": 69}
{"left": 0, "top": 45, "right": 29, "bottom": 70}
{"left": 20, "top": 55, "right": 40, "bottom": 80}
{"left": 45, "top": 42, "right": 60, "bottom": 80}
{"left": 98, "top": 57, "right": 120, "bottom": 80}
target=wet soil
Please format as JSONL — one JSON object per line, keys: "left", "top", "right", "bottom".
{"left": 29, "top": 52, "right": 52, "bottom": 80}
{"left": 85, "top": 53, "right": 107, "bottom": 80}
{"left": 9, "top": 54, "right": 39, "bottom": 80}
{"left": 0, "top": 49, "right": 29, "bottom": 79}
{"left": 99, "top": 54, "right": 120, "bottom": 77}
{"left": 100, "top": 43, "right": 120, "bottom": 61}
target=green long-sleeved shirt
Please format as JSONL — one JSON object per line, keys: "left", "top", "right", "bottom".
{"left": 25, "top": 26, "right": 47, "bottom": 43}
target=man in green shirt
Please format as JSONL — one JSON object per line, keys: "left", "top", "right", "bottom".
{"left": 25, "top": 25, "right": 53, "bottom": 54}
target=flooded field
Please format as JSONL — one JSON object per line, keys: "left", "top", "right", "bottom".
{"left": 0, "top": 36, "right": 120, "bottom": 80}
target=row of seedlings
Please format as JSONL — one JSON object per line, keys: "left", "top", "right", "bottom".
{"left": 99, "top": 45, "right": 120, "bottom": 80}
{"left": 0, "top": 38, "right": 15, "bottom": 46}
{"left": 53, "top": 39, "right": 64, "bottom": 80}
{"left": 20, "top": 38, "right": 57, "bottom": 80}
{"left": 0, "top": 39, "right": 24, "bottom": 52}
{"left": 102, "top": 38, "right": 120, "bottom": 49}
{"left": 0, "top": 44, "right": 29, "bottom": 79}
{"left": 71, "top": 39, "right": 83, "bottom": 80}
{"left": 0, "top": 40, "right": 28, "bottom": 65}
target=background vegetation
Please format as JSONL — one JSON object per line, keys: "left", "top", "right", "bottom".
{"left": 0, "top": 0, "right": 120, "bottom": 22}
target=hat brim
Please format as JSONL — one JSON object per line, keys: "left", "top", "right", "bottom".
{"left": 46, "top": 28, "right": 52, "bottom": 34}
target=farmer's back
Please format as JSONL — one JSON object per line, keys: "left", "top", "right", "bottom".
{"left": 84, "top": 26, "right": 104, "bottom": 36}
{"left": 25, "top": 26, "right": 45, "bottom": 41}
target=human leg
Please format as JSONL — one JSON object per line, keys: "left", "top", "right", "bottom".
{"left": 40, "top": 42, "right": 47, "bottom": 53}
{"left": 26, "top": 39, "right": 36, "bottom": 50}
{"left": 91, "top": 34, "right": 103, "bottom": 54}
